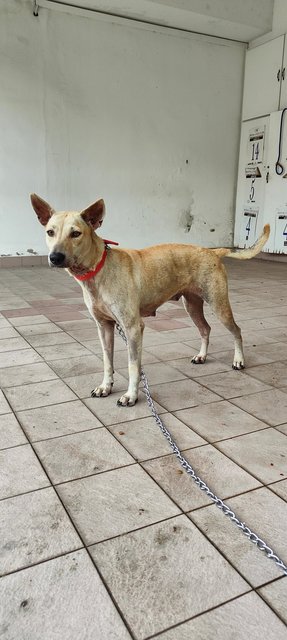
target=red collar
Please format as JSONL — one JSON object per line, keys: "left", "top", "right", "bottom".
{"left": 72, "top": 239, "right": 118, "bottom": 282}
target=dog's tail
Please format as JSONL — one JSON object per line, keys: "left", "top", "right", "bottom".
{"left": 213, "top": 224, "right": 270, "bottom": 260}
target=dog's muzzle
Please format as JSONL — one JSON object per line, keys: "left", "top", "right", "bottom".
{"left": 49, "top": 252, "right": 66, "bottom": 267}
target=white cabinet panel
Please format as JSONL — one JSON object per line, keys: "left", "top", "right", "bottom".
{"left": 234, "top": 117, "right": 269, "bottom": 248}
{"left": 263, "top": 110, "right": 287, "bottom": 253}
{"left": 279, "top": 40, "right": 287, "bottom": 109}
{"left": 242, "top": 37, "right": 284, "bottom": 121}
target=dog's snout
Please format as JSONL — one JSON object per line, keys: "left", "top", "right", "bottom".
{"left": 49, "top": 252, "right": 66, "bottom": 267}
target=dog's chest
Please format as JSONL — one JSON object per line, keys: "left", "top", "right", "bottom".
{"left": 81, "top": 282, "right": 115, "bottom": 322}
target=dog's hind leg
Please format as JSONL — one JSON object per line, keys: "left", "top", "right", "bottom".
{"left": 117, "top": 319, "right": 144, "bottom": 407}
{"left": 91, "top": 320, "right": 115, "bottom": 397}
{"left": 205, "top": 266, "right": 244, "bottom": 370}
{"left": 183, "top": 292, "right": 211, "bottom": 364}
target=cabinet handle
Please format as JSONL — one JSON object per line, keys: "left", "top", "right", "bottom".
{"left": 277, "top": 68, "right": 281, "bottom": 81}
{"left": 282, "top": 67, "right": 286, "bottom": 81}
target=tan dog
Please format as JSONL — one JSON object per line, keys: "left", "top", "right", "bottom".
{"left": 31, "top": 194, "right": 270, "bottom": 406}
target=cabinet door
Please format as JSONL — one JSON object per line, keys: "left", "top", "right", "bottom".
{"left": 242, "top": 36, "right": 284, "bottom": 121}
{"left": 234, "top": 117, "right": 269, "bottom": 248}
{"left": 263, "top": 110, "right": 287, "bottom": 253}
{"left": 279, "top": 37, "right": 287, "bottom": 108}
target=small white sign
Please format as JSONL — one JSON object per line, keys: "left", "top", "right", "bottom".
{"left": 247, "top": 127, "right": 265, "bottom": 165}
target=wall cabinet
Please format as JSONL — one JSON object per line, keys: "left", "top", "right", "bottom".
{"left": 235, "top": 34, "right": 287, "bottom": 254}
{"left": 242, "top": 35, "right": 287, "bottom": 121}
{"left": 235, "top": 111, "right": 287, "bottom": 253}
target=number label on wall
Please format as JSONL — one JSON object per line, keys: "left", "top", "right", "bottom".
{"left": 247, "top": 127, "right": 265, "bottom": 165}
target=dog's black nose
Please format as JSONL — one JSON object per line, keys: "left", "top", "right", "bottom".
{"left": 49, "top": 252, "right": 66, "bottom": 266}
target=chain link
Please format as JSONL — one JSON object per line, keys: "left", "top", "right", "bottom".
{"left": 116, "top": 323, "right": 287, "bottom": 577}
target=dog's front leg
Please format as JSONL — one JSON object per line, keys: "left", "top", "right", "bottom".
{"left": 91, "top": 320, "right": 115, "bottom": 397}
{"left": 117, "top": 320, "right": 144, "bottom": 407}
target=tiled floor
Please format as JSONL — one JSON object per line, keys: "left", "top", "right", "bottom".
{"left": 0, "top": 259, "right": 287, "bottom": 639}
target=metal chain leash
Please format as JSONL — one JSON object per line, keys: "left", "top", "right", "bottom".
{"left": 116, "top": 323, "right": 287, "bottom": 577}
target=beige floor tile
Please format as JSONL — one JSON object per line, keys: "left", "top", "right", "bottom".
{"left": 184, "top": 335, "right": 238, "bottom": 354}
{"left": 64, "top": 372, "right": 128, "bottom": 399}
{"left": 143, "top": 445, "right": 260, "bottom": 511}
{"left": 0, "top": 327, "right": 20, "bottom": 339}
{"left": 150, "top": 379, "right": 221, "bottom": 411}
{"left": 47, "top": 354, "right": 103, "bottom": 377}
{"left": 190, "top": 487, "right": 287, "bottom": 586}
{"left": 26, "top": 332, "right": 75, "bottom": 347}
{"left": 0, "top": 337, "right": 29, "bottom": 353}
{"left": 168, "top": 356, "right": 230, "bottom": 378}
{"left": 109, "top": 413, "right": 205, "bottom": 461}
{"left": 216, "top": 428, "right": 287, "bottom": 483}
{"left": 0, "top": 318, "right": 10, "bottom": 328}
{"left": 174, "top": 400, "right": 268, "bottom": 442}
{"left": 34, "top": 428, "right": 133, "bottom": 483}
{"left": 0, "top": 414, "right": 27, "bottom": 449}
{"left": 0, "top": 550, "right": 132, "bottom": 640}
{"left": 0, "top": 349, "right": 42, "bottom": 368}
{"left": 17, "top": 400, "right": 103, "bottom": 441}
{"left": 255, "top": 342, "right": 287, "bottom": 361}
{"left": 0, "top": 362, "right": 57, "bottom": 388}
{"left": 145, "top": 342, "right": 197, "bottom": 361}
{"left": 217, "top": 347, "right": 275, "bottom": 367}
{"left": 276, "top": 423, "right": 287, "bottom": 435}
{"left": 143, "top": 332, "right": 192, "bottom": 348}
{"left": 114, "top": 349, "right": 159, "bottom": 369}
{"left": 5, "top": 379, "right": 77, "bottom": 411}
{"left": 9, "top": 314, "right": 50, "bottom": 326}
{"left": 0, "top": 391, "right": 11, "bottom": 415}
{"left": 58, "top": 465, "right": 180, "bottom": 544}
{"left": 156, "top": 592, "right": 287, "bottom": 640}
{"left": 34, "top": 342, "right": 93, "bottom": 361}
{"left": 119, "top": 362, "right": 187, "bottom": 385}
{"left": 0, "top": 444, "right": 50, "bottom": 499}
{"left": 80, "top": 339, "right": 115, "bottom": 354}
{"left": 84, "top": 391, "right": 167, "bottom": 426}
{"left": 90, "top": 515, "right": 247, "bottom": 639}
{"left": 0, "top": 301, "right": 30, "bottom": 310}
{"left": 231, "top": 389, "right": 287, "bottom": 426}
{"left": 17, "top": 323, "right": 62, "bottom": 336}
{"left": 246, "top": 361, "right": 287, "bottom": 387}
{"left": 259, "top": 578, "right": 287, "bottom": 625}
{"left": 269, "top": 479, "right": 287, "bottom": 501}
{"left": 197, "top": 370, "right": 271, "bottom": 399}
{"left": 0, "top": 488, "right": 81, "bottom": 575}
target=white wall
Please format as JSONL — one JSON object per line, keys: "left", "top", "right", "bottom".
{"left": 271, "top": 0, "right": 287, "bottom": 34}
{"left": 249, "top": 0, "right": 287, "bottom": 47}
{"left": 0, "top": 0, "right": 245, "bottom": 256}
{"left": 56, "top": 0, "right": 274, "bottom": 41}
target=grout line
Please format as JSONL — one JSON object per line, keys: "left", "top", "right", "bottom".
{"left": 0, "top": 547, "right": 85, "bottom": 580}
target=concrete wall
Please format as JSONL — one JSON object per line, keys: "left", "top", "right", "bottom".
{"left": 250, "top": 0, "right": 287, "bottom": 47}
{"left": 0, "top": 0, "right": 245, "bottom": 256}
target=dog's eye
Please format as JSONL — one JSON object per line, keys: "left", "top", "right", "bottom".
{"left": 71, "top": 231, "right": 82, "bottom": 238}
{"left": 47, "top": 229, "right": 54, "bottom": 237}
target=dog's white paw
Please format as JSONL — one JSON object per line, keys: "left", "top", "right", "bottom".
{"left": 91, "top": 383, "right": 113, "bottom": 397}
{"left": 191, "top": 355, "right": 206, "bottom": 364}
{"left": 232, "top": 361, "right": 245, "bottom": 370}
{"left": 117, "top": 393, "right": 138, "bottom": 407}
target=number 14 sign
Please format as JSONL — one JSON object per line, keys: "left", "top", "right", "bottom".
{"left": 247, "top": 127, "right": 265, "bottom": 165}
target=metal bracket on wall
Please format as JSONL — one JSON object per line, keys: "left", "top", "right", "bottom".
{"left": 33, "top": 1, "right": 39, "bottom": 16}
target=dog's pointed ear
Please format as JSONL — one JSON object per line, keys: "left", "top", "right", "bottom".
{"left": 81, "top": 199, "right": 105, "bottom": 229}
{"left": 30, "top": 194, "right": 55, "bottom": 226}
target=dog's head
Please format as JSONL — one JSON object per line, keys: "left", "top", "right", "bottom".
{"left": 30, "top": 194, "right": 105, "bottom": 269}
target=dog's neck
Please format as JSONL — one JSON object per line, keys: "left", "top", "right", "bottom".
{"left": 68, "top": 234, "right": 105, "bottom": 276}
